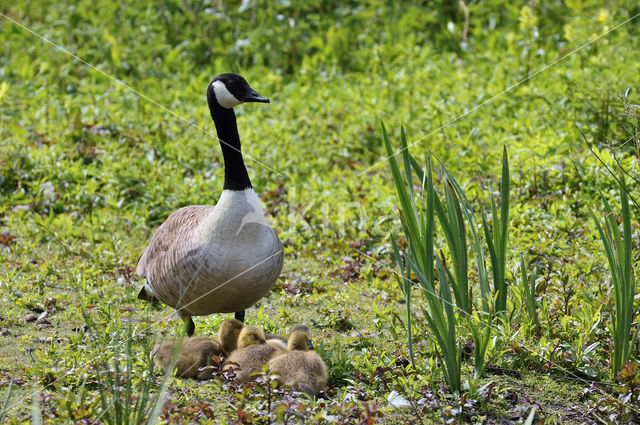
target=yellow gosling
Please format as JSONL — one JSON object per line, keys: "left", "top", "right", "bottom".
{"left": 218, "top": 318, "right": 244, "bottom": 353}
{"left": 153, "top": 318, "right": 244, "bottom": 379}
{"left": 224, "top": 326, "right": 285, "bottom": 382}
{"left": 268, "top": 327, "right": 328, "bottom": 395}
{"left": 153, "top": 336, "right": 223, "bottom": 379}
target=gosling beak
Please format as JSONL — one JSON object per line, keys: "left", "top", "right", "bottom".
{"left": 243, "top": 88, "right": 270, "bottom": 103}
{"left": 307, "top": 340, "right": 314, "bottom": 350}
{"left": 260, "top": 339, "right": 267, "bottom": 345}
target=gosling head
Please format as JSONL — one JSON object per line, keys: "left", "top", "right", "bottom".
{"left": 237, "top": 325, "right": 267, "bottom": 349}
{"left": 218, "top": 319, "right": 244, "bottom": 352}
{"left": 207, "top": 73, "right": 270, "bottom": 109}
{"left": 287, "top": 326, "right": 314, "bottom": 351}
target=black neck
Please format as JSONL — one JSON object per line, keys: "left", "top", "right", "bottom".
{"left": 208, "top": 98, "right": 252, "bottom": 191}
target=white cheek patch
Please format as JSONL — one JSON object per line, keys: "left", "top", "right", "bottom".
{"left": 212, "top": 80, "right": 243, "bottom": 108}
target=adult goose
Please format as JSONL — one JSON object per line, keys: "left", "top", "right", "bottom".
{"left": 136, "top": 73, "right": 283, "bottom": 336}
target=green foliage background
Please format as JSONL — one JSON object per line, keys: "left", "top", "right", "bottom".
{"left": 1, "top": 0, "right": 639, "bottom": 422}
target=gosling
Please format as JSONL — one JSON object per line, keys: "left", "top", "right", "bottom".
{"left": 153, "top": 336, "right": 222, "bottom": 379}
{"left": 216, "top": 318, "right": 244, "bottom": 353}
{"left": 224, "top": 325, "right": 286, "bottom": 382}
{"left": 268, "top": 327, "right": 328, "bottom": 395}
{"left": 153, "top": 318, "right": 244, "bottom": 379}
{"left": 265, "top": 324, "right": 311, "bottom": 348}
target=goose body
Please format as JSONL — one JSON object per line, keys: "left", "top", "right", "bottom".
{"left": 137, "top": 190, "right": 282, "bottom": 316}
{"left": 137, "top": 74, "right": 283, "bottom": 334}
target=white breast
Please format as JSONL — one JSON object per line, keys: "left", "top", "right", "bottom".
{"left": 194, "top": 188, "right": 267, "bottom": 243}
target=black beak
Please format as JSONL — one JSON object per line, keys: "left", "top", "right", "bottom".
{"left": 243, "top": 88, "right": 270, "bottom": 103}
{"left": 260, "top": 339, "right": 267, "bottom": 345}
{"left": 307, "top": 340, "right": 314, "bottom": 350}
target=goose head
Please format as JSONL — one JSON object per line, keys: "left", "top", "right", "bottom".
{"left": 218, "top": 318, "right": 244, "bottom": 352}
{"left": 287, "top": 326, "right": 314, "bottom": 351}
{"left": 237, "top": 325, "right": 267, "bottom": 349}
{"left": 207, "top": 73, "right": 270, "bottom": 109}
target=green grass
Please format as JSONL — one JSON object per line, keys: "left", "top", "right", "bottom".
{"left": 1, "top": 0, "right": 640, "bottom": 423}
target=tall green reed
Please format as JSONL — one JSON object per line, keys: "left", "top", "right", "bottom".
{"left": 590, "top": 170, "right": 635, "bottom": 378}
{"left": 433, "top": 179, "right": 470, "bottom": 313}
{"left": 391, "top": 232, "right": 417, "bottom": 368}
{"left": 384, "top": 124, "right": 511, "bottom": 391}
{"left": 384, "top": 124, "right": 461, "bottom": 392}
{"left": 481, "top": 147, "right": 510, "bottom": 314}
{"left": 438, "top": 163, "right": 495, "bottom": 382}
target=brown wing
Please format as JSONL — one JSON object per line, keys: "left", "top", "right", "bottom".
{"left": 137, "top": 205, "right": 215, "bottom": 278}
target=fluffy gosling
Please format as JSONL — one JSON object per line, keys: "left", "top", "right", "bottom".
{"left": 217, "top": 318, "right": 244, "bottom": 353}
{"left": 153, "top": 336, "right": 223, "bottom": 379}
{"left": 153, "top": 318, "right": 244, "bottom": 379}
{"left": 265, "top": 324, "right": 311, "bottom": 349}
{"left": 268, "top": 327, "right": 327, "bottom": 395}
{"left": 224, "top": 325, "right": 286, "bottom": 382}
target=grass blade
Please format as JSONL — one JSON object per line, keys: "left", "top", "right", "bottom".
{"left": 519, "top": 253, "right": 540, "bottom": 332}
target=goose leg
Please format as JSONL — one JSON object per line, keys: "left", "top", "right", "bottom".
{"left": 178, "top": 310, "right": 195, "bottom": 336}
{"left": 234, "top": 310, "right": 245, "bottom": 323}
{"left": 184, "top": 317, "right": 195, "bottom": 336}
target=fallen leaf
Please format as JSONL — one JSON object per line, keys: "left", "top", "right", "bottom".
{"left": 0, "top": 234, "right": 16, "bottom": 245}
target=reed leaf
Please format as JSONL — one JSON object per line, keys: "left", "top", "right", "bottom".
{"left": 480, "top": 147, "right": 510, "bottom": 313}
{"left": 440, "top": 166, "right": 493, "bottom": 378}
{"left": 382, "top": 123, "right": 425, "bottom": 267}
{"left": 391, "top": 233, "right": 416, "bottom": 367}
{"left": 433, "top": 181, "right": 470, "bottom": 313}
{"left": 519, "top": 253, "right": 540, "bottom": 332}
{"left": 469, "top": 313, "right": 492, "bottom": 379}
{"left": 435, "top": 254, "right": 461, "bottom": 393}
{"left": 590, "top": 170, "right": 635, "bottom": 378}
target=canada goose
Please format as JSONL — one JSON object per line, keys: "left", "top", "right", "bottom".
{"left": 224, "top": 325, "right": 286, "bottom": 382}
{"left": 153, "top": 318, "right": 244, "bottom": 379}
{"left": 268, "top": 328, "right": 328, "bottom": 395}
{"left": 136, "top": 74, "right": 284, "bottom": 335}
